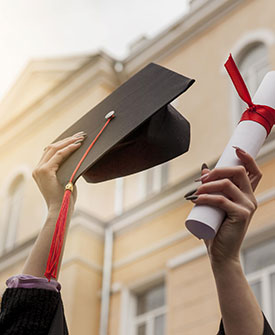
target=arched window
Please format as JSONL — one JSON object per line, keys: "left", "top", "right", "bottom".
{"left": 2, "top": 174, "right": 25, "bottom": 252}
{"left": 235, "top": 42, "right": 270, "bottom": 120}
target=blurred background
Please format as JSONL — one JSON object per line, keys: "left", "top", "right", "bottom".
{"left": 0, "top": 0, "right": 275, "bottom": 334}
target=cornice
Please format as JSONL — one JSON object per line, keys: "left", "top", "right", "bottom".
{"left": 123, "top": 0, "right": 246, "bottom": 75}
{"left": 0, "top": 53, "right": 119, "bottom": 155}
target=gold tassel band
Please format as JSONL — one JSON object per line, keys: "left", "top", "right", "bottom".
{"left": 65, "top": 182, "right": 74, "bottom": 192}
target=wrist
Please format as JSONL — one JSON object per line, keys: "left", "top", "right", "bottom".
{"left": 211, "top": 256, "right": 242, "bottom": 273}
{"left": 47, "top": 202, "right": 75, "bottom": 220}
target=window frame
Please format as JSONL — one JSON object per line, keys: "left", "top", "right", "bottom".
{"left": 242, "top": 235, "right": 275, "bottom": 328}
{"left": 231, "top": 42, "right": 270, "bottom": 126}
{"left": 132, "top": 282, "right": 166, "bottom": 335}
{"left": 139, "top": 163, "right": 169, "bottom": 200}
{"left": 119, "top": 275, "right": 166, "bottom": 335}
{"left": 0, "top": 167, "right": 30, "bottom": 254}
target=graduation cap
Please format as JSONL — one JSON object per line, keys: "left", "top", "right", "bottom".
{"left": 45, "top": 62, "right": 195, "bottom": 281}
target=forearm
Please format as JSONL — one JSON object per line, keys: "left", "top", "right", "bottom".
{"left": 212, "top": 259, "right": 264, "bottom": 335}
{"left": 22, "top": 206, "right": 72, "bottom": 279}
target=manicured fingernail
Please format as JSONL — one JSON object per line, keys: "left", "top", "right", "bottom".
{"left": 233, "top": 146, "right": 246, "bottom": 154}
{"left": 201, "top": 163, "right": 208, "bottom": 171}
{"left": 195, "top": 173, "right": 209, "bottom": 182}
{"left": 186, "top": 195, "right": 198, "bottom": 201}
{"left": 184, "top": 189, "right": 197, "bottom": 198}
{"left": 74, "top": 133, "right": 87, "bottom": 138}
{"left": 74, "top": 139, "right": 84, "bottom": 145}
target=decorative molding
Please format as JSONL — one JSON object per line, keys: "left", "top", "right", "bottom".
{"left": 124, "top": 0, "right": 245, "bottom": 74}
{"left": 0, "top": 209, "right": 105, "bottom": 273}
{"left": 0, "top": 237, "right": 35, "bottom": 273}
{"left": 242, "top": 222, "right": 275, "bottom": 250}
{"left": 0, "top": 165, "right": 31, "bottom": 197}
{"left": 62, "top": 256, "right": 102, "bottom": 273}
{"left": 167, "top": 245, "right": 206, "bottom": 269}
{"left": 72, "top": 208, "right": 105, "bottom": 237}
{"left": 0, "top": 54, "right": 118, "bottom": 154}
{"left": 110, "top": 171, "right": 199, "bottom": 235}
{"left": 256, "top": 187, "right": 275, "bottom": 205}
{"left": 113, "top": 230, "right": 189, "bottom": 270}
{"left": 230, "top": 29, "right": 275, "bottom": 61}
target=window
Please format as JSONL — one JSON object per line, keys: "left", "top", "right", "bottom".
{"left": 2, "top": 174, "right": 25, "bottom": 252}
{"left": 243, "top": 238, "right": 275, "bottom": 328}
{"left": 140, "top": 163, "right": 169, "bottom": 199}
{"left": 133, "top": 283, "right": 166, "bottom": 335}
{"left": 114, "top": 177, "right": 124, "bottom": 215}
{"left": 236, "top": 43, "right": 269, "bottom": 120}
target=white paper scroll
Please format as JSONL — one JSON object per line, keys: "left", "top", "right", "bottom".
{"left": 185, "top": 71, "right": 275, "bottom": 239}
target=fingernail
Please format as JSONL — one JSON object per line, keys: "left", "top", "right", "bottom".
{"left": 233, "top": 146, "right": 246, "bottom": 154}
{"left": 74, "top": 131, "right": 86, "bottom": 136}
{"left": 186, "top": 195, "right": 198, "bottom": 201}
{"left": 74, "top": 139, "right": 84, "bottom": 145}
{"left": 195, "top": 173, "right": 209, "bottom": 182}
{"left": 201, "top": 163, "right": 208, "bottom": 171}
{"left": 184, "top": 189, "right": 197, "bottom": 198}
{"left": 74, "top": 133, "right": 87, "bottom": 138}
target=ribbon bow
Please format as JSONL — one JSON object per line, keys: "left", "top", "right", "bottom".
{"left": 224, "top": 54, "right": 275, "bottom": 136}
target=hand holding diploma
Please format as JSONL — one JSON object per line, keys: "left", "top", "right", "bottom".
{"left": 187, "top": 130, "right": 274, "bottom": 334}
{"left": 186, "top": 54, "right": 275, "bottom": 239}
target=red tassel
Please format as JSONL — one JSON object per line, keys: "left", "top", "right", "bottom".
{"left": 44, "top": 187, "right": 72, "bottom": 281}
{"left": 44, "top": 114, "right": 115, "bottom": 281}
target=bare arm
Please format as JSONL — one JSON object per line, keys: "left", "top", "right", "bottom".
{"left": 188, "top": 148, "right": 264, "bottom": 335}
{"left": 211, "top": 259, "right": 263, "bottom": 335}
{"left": 22, "top": 132, "right": 86, "bottom": 279}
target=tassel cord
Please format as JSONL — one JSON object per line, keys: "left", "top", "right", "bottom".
{"left": 45, "top": 114, "right": 115, "bottom": 281}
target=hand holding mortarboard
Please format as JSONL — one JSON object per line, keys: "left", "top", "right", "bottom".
{"left": 23, "top": 134, "right": 86, "bottom": 279}
{"left": 45, "top": 63, "right": 195, "bottom": 281}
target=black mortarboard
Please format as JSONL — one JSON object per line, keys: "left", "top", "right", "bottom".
{"left": 55, "top": 62, "right": 195, "bottom": 186}
{"left": 45, "top": 63, "right": 195, "bottom": 281}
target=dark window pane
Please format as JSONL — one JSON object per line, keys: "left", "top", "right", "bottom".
{"left": 137, "top": 323, "right": 146, "bottom": 335}
{"left": 137, "top": 284, "right": 165, "bottom": 315}
{"left": 154, "top": 314, "right": 165, "bottom": 335}
{"left": 243, "top": 239, "right": 275, "bottom": 274}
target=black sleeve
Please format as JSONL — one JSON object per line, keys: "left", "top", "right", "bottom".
{"left": 0, "top": 288, "right": 64, "bottom": 335}
{"left": 217, "top": 314, "right": 274, "bottom": 335}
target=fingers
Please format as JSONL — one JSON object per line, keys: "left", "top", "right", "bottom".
{"left": 46, "top": 141, "right": 84, "bottom": 172}
{"left": 196, "top": 178, "right": 252, "bottom": 206}
{"left": 234, "top": 147, "right": 262, "bottom": 191}
{"left": 190, "top": 193, "right": 256, "bottom": 222}
{"left": 40, "top": 132, "right": 86, "bottom": 165}
{"left": 196, "top": 165, "right": 253, "bottom": 195}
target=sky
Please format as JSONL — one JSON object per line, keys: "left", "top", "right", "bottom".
{"left": 0, "top": 0, "right": 189, "bottom": 101}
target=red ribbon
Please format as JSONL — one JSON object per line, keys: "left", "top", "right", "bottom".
{"left": 224, "top": 54, "right": 275, "bottom": 136}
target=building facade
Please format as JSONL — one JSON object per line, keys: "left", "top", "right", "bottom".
{"left": 0, "top": 0, "right": 275, "bottom": 334}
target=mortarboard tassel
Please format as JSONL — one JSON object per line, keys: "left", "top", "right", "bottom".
{"left": 45, "top": 111, "right": 115, "bottom": 281}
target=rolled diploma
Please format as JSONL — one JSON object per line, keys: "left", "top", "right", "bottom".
{"left": 185, "top": 71, "right": 275, "bottom": 239}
